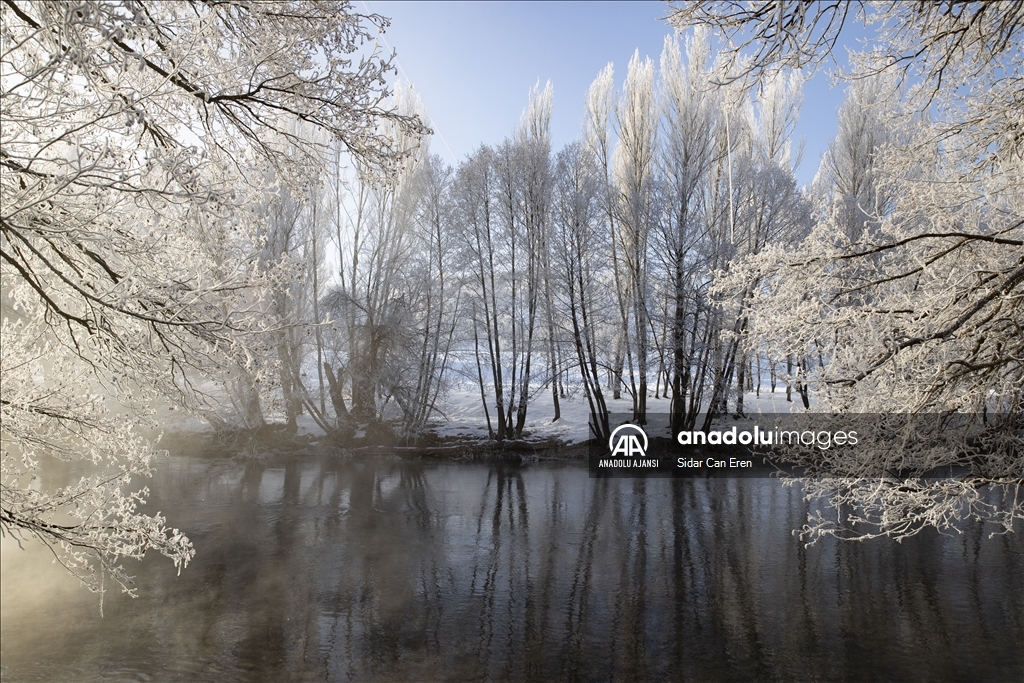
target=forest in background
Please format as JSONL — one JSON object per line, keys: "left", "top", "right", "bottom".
{"left": 2, "top": 1, "right": 1021, "bottom": 592}
{"left": 245, "top": 34, "right": 813, "bottom": 445}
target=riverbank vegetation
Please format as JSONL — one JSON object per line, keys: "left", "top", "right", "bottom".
{"left": 2, "top": 1, "right": 1021, "bottom": 592}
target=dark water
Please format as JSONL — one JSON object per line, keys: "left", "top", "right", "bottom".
{"left": 2, "top": 454, "right": 1022, "bottom": 682}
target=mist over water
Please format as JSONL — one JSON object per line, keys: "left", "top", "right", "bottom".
{"left": 2, "top": 454, "right": 1022, "bottom": 682}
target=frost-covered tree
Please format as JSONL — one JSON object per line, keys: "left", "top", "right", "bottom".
{"left": 678, "top": 1, "right": 1024, "bottom": 539}
{"left": 582, "top": 64, "right": 630, "bottom": 400}
{"left": 656, "top": 29, "right": 722, "bottom": 430}
{"left": 724, "top": 68, "right": 809, "bottom": 418}
{"left": 571, "top": 31, "right": 807, "bottom": 429}
{"left": 321, "top": 84, "right": 461, "bottom": 439}
{"left": 455, "top": 85, "right": 555, "bottom": 441}
{"left": 323, "top": 85, "right": 427, "bottom": 426}
{"left": 551, "top": 141, "right": 612, "bottom": 439}
{"left": 0, "top": 0, "right": 423, "bottom": 593}
{"left": 813, "top": 73, "right": 899, "bottom": 242}
{"left": 394, "top": 152, "right": 460, "bottom": 437}
{"left": 613, "top": 52, "right": 659, "bottom": 423}
{"left": 454, "top": 145, "right": 506, "bottom": 439}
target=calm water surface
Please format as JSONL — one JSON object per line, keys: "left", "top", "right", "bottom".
{"left": 2, "top": 453, "right": 1022, "bottom": 682}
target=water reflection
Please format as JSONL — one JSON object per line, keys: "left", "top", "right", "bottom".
{"left": 2, "top": 454, "right": 1021, "bottom": 682}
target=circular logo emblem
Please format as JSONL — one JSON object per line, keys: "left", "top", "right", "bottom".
{"left": 608, "top": 423, "right": 648, "bottom": 457}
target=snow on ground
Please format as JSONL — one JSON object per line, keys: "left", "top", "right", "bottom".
{"left": 431, "top": 383, "right": 632, "bottom": 443}
{"left": 157, "top": 375, "right": 817, "bottom": 445}
{"left": 430, "top": 381, "right": 816, "bottom": 445}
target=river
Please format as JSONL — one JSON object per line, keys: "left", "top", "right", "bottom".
{"left": 2, "top": 453, "right": 1022, "bottom": 681}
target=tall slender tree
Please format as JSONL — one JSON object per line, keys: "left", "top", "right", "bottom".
{"left": 613, "top": 52, "right": 659, "bottom": 423}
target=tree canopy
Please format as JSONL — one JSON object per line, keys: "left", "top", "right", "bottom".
{"left": 0, "top": 0, "right": 424, "bottom": 593}
{"left": 672, "top": 1, "right": 1023, "bottom": 540}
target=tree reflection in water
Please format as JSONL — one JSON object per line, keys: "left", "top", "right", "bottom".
{"left": 1, "top": 455, "right": 1021, "bottom": 682}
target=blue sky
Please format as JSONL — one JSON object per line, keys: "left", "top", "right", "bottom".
{"left": 366, "top": 1, "right": 863, "bottom": 188}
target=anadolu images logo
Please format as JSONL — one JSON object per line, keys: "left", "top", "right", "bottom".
{"left": 608, "top": 423, "right": 648, "bottom": 458}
